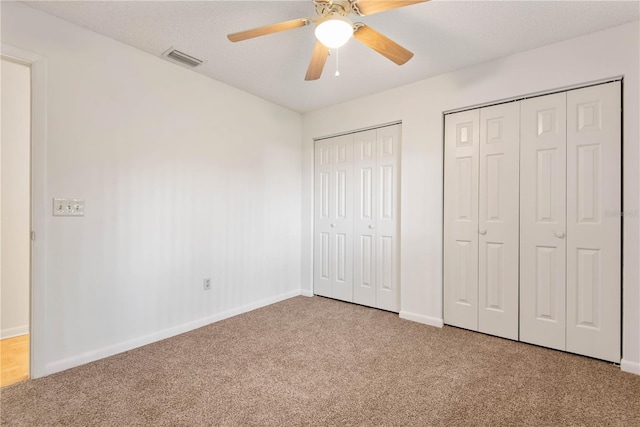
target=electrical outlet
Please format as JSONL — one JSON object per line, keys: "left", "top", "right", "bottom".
{"left": 203, "top": 278, "right": 211, "bottom": 291}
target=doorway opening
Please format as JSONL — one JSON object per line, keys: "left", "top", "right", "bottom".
{"left": 1, "top": 56, "right": 32, "bottom": 386}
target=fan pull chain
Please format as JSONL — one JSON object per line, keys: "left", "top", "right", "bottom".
{"left": 335, "top": 48, "right": 340, "bottom": 77}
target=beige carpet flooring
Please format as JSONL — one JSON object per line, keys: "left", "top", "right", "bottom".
{"left": 2, "top": 296, "right": 639, "bottom": 426}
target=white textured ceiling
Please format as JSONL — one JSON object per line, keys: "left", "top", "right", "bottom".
{"left": 22, "top": 1, "right": 640, "bottom": 113}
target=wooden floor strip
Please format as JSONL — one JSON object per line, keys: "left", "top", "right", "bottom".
{"left": 0, "top": 334, "right": 29, "bottom": 387}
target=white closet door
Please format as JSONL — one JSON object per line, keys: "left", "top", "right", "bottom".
{"left": 331, "top": 134, "right": 355, "bottom": 302}
{"left": 444, "top": 110, "right": 480, "bottom": 330}
{"left": 314, "top": 138, "right": 334, "bottom": 298}
{"left": 478, "top": 102, "right": 520, "bottom": 340}
{"left": 519, "top": 92, "right": 567, "bottom": 351}
{"left": 313, "top": 134, "right": 354, "bottom": 302}
{"left": 375, "top": 125, "right": 401, "bottom": 312}
{"left": 353, "top": 129, "right": 377, "bottom": 307}
{"left": 566, "top": 82, "right": 621, "bottom": 363}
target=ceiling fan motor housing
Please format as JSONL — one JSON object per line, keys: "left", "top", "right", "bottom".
{"left": 314, "top": 0, "right": 357, "bottom": 18}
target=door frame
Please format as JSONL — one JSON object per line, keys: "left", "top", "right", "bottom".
{"left": 1, "top": 44, "right": 48, "bottom": 379}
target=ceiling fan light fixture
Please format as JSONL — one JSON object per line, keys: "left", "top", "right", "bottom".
{"left": 315, "top": 14, "right": 353, "bottom": 49}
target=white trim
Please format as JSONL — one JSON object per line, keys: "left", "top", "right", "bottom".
{"left": 314, "top": 120, "right": 402, "bottom": 142}
{"left": 1, "top": 326, "right": 29, "bottom": 340}
{"left": 621, "top": 359, "right": 640, "bottom": 376}
{"left": 300, "top": 289, "right": 314, "bottom": 297}
{"left": 1, "top": 44, "right": 43, "bottom": 63}
{"left": 45, "top": 290, "right": 301, "bottom": 375}
{"left": 443, "top": 76, "right": 624, "bottom": 115}
{"left": 1, "top": 44, "right": 48, "bottom": 379}
{"left": 399, "top": 311, "right": 444, "bottom": 328}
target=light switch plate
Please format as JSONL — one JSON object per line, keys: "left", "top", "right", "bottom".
{"left": 53, "top": 198, "right": 85, "bottom": 216}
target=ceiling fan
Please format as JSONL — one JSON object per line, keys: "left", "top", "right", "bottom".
{"left": 227, "top": 0, "right": 428, "bottom": 81}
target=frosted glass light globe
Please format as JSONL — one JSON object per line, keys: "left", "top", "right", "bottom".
{"left": 315, "top": 15, "right": 353, "bottom": 49}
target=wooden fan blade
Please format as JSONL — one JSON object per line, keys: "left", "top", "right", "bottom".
{"left": 353, "top": 0, "right": 428, "bottom": 16}
{"left": 305, "top": 41, "right": 329, "bottom": 81}
{"left": 353, "top": 24, "right": 414, "bottom": 65}
{"left": 227, "top": 19, "right": 309, "bottom": 42}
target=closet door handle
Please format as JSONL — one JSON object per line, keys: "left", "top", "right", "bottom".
{"left": 368, "top": 225, "right": 375, "bottom": 230}
{"left": 479, "top": 229, "right": 487, "bottom": 235}
{"left": 330, "top": 223, "right": 336, "bottom": 228}
{"left": 554, "top": 231, "right": 565, "bottom": 239}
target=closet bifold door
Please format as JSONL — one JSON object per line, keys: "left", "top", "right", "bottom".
{"left": 520, "top": 92, "right": 567, "bottom": 351}
{"left": 353, "top": 129, "right": 378, "bottom": 308}
{"left": 374, "top": 125, "right": 400, "bottom": 312}
{"left": 353, "top": 125, "right": 401, "bottom": 312}
{"left": 313, "top": 134, "right": 354, "bottom": 302}
{"left": 314, "top": 138, "right": 333, "bottom": 298}
{"left": 478, "top": 102, "right": 520, "bottom": 340}
{"left": 566, "top": 82, "right": 621, "bottom": 363}
{"left": 444, "top": 110, "right": 480, "bottom": 331}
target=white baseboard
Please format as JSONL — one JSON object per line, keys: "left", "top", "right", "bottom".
{"left": 621, "top": 359, "right": 640, "bottom": 375}
{"left": 45, "top": 289, "right": 301, "bottom": 376}
{"left": 399, "top": 311, "right": 444, "bottom": 328}
{"left": 299, "top": 289, "right": 313, "bottom": 297}
{"left": 1, "top": 325, "right": 29, "bottom": 340}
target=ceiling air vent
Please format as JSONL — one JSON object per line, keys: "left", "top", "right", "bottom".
{"left": 161, "top": 47, "right": 204, "bottom": 68}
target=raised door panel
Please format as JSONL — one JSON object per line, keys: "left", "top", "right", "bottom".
{"left": 444, "top": 110, "right": 479, "bottom": 331}
{"left": 318, "top": 232, "right": 330, "bottom": 281}
{"left": 566, "top": 82, "right": 620, "bottom": 363}
{"left": 353, "top": 129, "right": 377, "bottom": 307}
{"left": 478, "top": 102, "right": 520, "bottom": 340}
{"left": 375, "top": 125, "right": 400, "bottom": 312}
{"left": 520, "top": 92, "right": 567, "bottom": 351}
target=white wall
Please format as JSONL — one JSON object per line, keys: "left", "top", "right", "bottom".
{"left": 302, "top": 21, "right": 640, "bottom": 374}
{"left": 1, "top": 2, "right": 303, "bottom": 375}
{"left": 1, "top": 58, "right": 31, "bottom": 339}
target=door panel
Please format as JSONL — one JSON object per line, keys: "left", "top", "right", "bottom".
{"left": 336, "top": 170, "right": 348, "bottom": 219}
{"left": 380, "top": 236, "right": 393, "bottom": 291}
{"left": 566, "top": 82, "right": 620, "bottom": 363}
{"left": 444, "top": 110, "right": 479, "bottom": 331}
{"left": 314, "top": 138, "right": 334, "bottom": 298}
{"left": 354, "top": 129, "right": 377, "bottom": 307}
{"left": 454, "top": 240, "right": 473, "bottom": 305}
{"left": 314, "top": 135, "right": 353, "bottom": 302}
{"left": 360, "top": 235, "right": 374, "bottom": 284}
{"left": 319, "top": 172, "right": 330, "bottom": 219}
{"left": 478, "top": 102, "right": 520, "bottom": 340}
{"left": 331, "top": 135, "right": 354, "bottom": 302}
{"left": 333, "top": 232, "right": 352, "bottom": 301}
{"left": 375, "top": 125, "right": 400, "bottom": 312}
{"left": 319, "top": 232, "right": 330, "bottom": 280}
{"left": 520, "top": 92, "right": 567, "bottom": 351}
{"left": 534, "top": 245, "right": 558, "bottom": 321}
{"left": 485, "top": 242, "right": 504, "bottom": 310}
{"left": 456, "top": 157, "right": 474, "bottom": 220}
